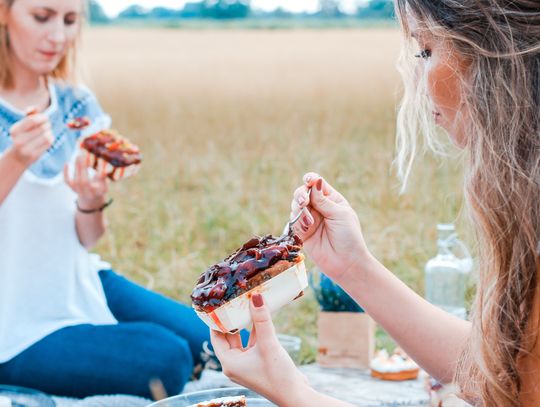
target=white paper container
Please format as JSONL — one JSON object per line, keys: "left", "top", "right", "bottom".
{"left": 195, "top": 260, "right": 307, "bottom": 333}
{"left": 82, "top": 149, "right": 140, "bottom": 181}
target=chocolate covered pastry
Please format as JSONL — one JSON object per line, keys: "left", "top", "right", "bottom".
{"left": 192, "top": 230, "right": 307, "bottom": 333}
{"left": 192, "top": 231, "right": 303, "bottom": 313}
{"left": 80, "top": 130, "right": 142, "bottom": 181}
{"left": 191, "top": 396, "right": 247, "bottom": 407}
{"left": 67, "top": 117, "right": 91, "bottom": 130}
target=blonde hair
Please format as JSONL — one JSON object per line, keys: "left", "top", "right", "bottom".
{"left": 0, "top": 0, "right": 83, "bottom": 88}
{"left": 394, "top": 0, "right": 540, "bottom": 405}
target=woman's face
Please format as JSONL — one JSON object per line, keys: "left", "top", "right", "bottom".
{"left": 408, "top": 13, "right": 470, "bottom": 149}
{"left": 1, "top": 0, "right": 83, "bottom": 76}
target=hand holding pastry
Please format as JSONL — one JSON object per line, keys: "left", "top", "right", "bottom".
{"left": 7, "top": 107, "right": 54, "bottom": 168}
{"left": 211, "top": 294, "right": 310, "bottom": 407}
{"left": 64, "top": 155, "right": 108, "bottom": 210}
{"left": 291, "top": 172, "right": 370, "bottom": 284}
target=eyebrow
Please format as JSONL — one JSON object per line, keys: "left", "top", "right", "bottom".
{"left": 33, "top": 7, "right": 79, "bottom": 15}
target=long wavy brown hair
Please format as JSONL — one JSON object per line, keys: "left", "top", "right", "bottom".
{"left": 394, "top": 0, "right": 540, "bottom": 405}
{"left": 0, "top": 0, "right": 82, "bottom": 88}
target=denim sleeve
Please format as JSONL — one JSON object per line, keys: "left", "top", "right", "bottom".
{"left": 68, "top": 86, "right": 112, "bottom": 139}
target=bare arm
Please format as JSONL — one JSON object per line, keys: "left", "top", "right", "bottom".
{"left": 341, "top": 253, "right": 470, "bottom": 383}
{"left": 74, "top": 200, "right": 108, "bottom": 249}
{"left": 0, "top": 113, "right": 53, "bottom": 205}
{"left": 288, "top": 387, "right": 355, "bottom": 407}
{"left": 293, "top": 173, "right": 470, "bottom": 383}
{"left": 0, "top": 148, "right": 29, "bottom": 205}
{"left": 64, "top": 156, "right": 110, "bottom": 249}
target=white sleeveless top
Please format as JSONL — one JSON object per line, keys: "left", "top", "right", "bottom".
{"left": 0, "top": 165, "right": 117, "bottom": 363}
{"left": 0, "top": 83, "right": 118, "bottom": 363}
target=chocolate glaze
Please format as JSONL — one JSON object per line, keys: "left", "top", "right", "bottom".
{"left": 191, "top": 230, "right": 303, "bottom": 312}
{"left": 67, "top": 117, "right": 91, "bottom": 130}
{"left": 81, "top": 130, "right": 142, "bottom": 168}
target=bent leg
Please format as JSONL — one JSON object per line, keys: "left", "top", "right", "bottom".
{"left": 100, "top": 270, "right": 250, "bottom": 366}
{"left": 0, "top": 322, "right": 193, "bottom": 399}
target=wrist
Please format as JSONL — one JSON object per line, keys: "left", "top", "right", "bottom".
{"left": 336, "top": 247, "right": 376, "bottom": 286}
{"left": 76, "top": 197, "right": 113, "bottom": 214}
{"left": 278, "top": 381, "right": 315, "bottom": 407}
{"left": 4, "top": 147, "right": 31, "bottom": 171}
{"left": 77, "top": 195, "right": 107, "bottom": 210}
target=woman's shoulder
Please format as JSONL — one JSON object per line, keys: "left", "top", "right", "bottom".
{"left": 53, "top": 81, "right": 100, "bottom": 112}
{"left": 52, "top": 81, "right": 111, "bottom": 131}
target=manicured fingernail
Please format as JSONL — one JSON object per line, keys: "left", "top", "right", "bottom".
{"left": 316, "top": 179, "right": 323, "bottom": 191}
{"left": 301, "top": 224, "right": 309, "bottom": 233}
{"left": 302, "top": 215, "right": 312, "bottom": 226}
{"left": 252, "top": 293, "right": 264, "bottom": 308}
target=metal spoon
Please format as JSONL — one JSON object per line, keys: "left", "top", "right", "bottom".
{"left": 280, "top": 188, "right": 312, "bottom": 237}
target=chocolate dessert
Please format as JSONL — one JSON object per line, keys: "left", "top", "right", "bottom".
{"left": 80, "top": 130, "right": 142, "bottom": 181}
{"left": 192, "top": 231, "right": 303, "bottom": 313}
{"left": 67, "top": 117, "right": 91, "bottom": 130}
{"left": 192, "top": 396, "right": 247, "bottom": 407}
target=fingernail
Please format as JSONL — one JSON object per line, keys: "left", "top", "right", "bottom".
{"left": 252, "top": 293, "right": 264, "bottom": 308}
{"left": 297, "top": 196, "right": 306, "bottom": 206}
{"left": 316, "top": 179, "right": 323, "bottom": 191}
{"left": 302, "top": 215, "right": 312, "bottom": 226}
{"left": 305, "top": 175, "right": 312, "bottom": 183}
{"left": 301, "top": 224, "right": 309, "bottom": 233}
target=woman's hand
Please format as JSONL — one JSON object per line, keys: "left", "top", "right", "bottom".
{"left": 211, "top": 294, "right": 311, "bottom": 407}
{"left": 64, "top": 155, "right": 108, "bottom": 210}
{"left": 291, "top": 172, "right": 370, "bottom": 283}
{"left": 8, "top": 109, "right": 54, "bottom": 168}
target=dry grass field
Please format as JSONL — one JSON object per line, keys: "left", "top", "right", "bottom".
{"left": 83, "top": 27, "right": 466, "bottom": 361}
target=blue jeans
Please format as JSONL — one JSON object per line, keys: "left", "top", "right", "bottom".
{"left": 0, "top": 270, "right": 217, "bottom": 399}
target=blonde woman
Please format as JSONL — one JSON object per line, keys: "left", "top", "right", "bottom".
{"left": 0, "top": 0, "right": 219, "bottom": 398}
{"left": 212, "top": 1, "right": 540, "bottom": 406}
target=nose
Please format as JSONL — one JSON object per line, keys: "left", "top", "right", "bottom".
{"left": 46, "top": 18, "right": 66, "bottom": 45}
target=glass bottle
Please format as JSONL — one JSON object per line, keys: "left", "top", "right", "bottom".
{"left": 425, "top": 224, "right": 472, "bottom": 320}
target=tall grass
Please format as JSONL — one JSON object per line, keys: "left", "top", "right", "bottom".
{"left": 84, "top": 28, "right": 466, "bottom": 361}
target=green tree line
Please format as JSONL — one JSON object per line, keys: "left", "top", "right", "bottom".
{"left": 88, "top": 0, "right": 395, "bottom": 23}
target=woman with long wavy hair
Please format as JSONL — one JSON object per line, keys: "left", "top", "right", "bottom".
{"left": 211, "top": 1, "right": 540, "bottom": 406}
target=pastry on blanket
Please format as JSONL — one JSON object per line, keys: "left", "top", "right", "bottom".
{"left": 190, "top": 396, "right": 247, "bottom": 407}
{"left": 191, "top": 229, "right": 307, "bottom": 333}
{"left": 370, "top": 348, "right": 420, "bottom": 381}
{"left": 80, "top": 130, "right": 142, "bottom": 181}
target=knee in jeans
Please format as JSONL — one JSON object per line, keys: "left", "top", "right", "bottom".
{"left": 154, "top": 332, "right": 194, "bottom": 395}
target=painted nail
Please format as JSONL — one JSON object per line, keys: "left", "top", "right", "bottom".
{"left": 301, "top": 224, "right": 309, "bottom": 233}
{"left": 303, "top": 215, "right": 312, "bottom": 226}
{"left": 252, "top": 293, "right": 264, "bottom": 308}
{"left": 316, "top": 178, "right": 323, "bottom": 191}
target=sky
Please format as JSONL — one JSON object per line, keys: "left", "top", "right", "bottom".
{"left": 96, "top": 0, "right": 361, "bottom": 17}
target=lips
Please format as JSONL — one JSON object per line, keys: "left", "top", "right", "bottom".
{"left": 39, "top": 50, "right": 60, "bottom": 58}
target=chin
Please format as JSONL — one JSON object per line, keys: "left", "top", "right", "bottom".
{"left": 448, "top": 130, "right": 467, "bottom": 149}
{"left": 33, "top": 60, "right": 63, "bottom": 75}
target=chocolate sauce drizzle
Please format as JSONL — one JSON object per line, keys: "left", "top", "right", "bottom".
{"left": 191, "top": 230, "right": 303, "bottom": 312}
{"left": 81, "top": 131, "right": 142, "bottom": 168}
